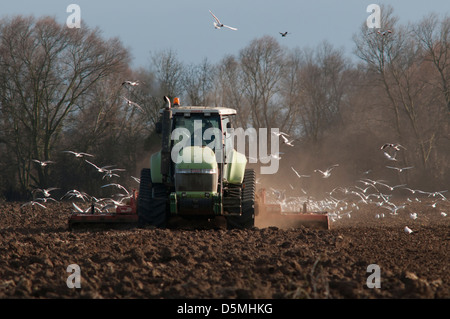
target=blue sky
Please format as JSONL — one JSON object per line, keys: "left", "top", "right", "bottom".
{"left": 1, "top": 1, "right": 449, "bottom": 68}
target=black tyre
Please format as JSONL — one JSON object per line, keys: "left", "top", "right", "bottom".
{"left": 226, "top": 169, "right": 256, "bottom": 229}
{"left": 137, "top": 168, "right": 168, "bottom": 228}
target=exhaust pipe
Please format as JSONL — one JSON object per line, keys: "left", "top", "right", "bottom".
{"left": 161, "top": 96, "right": 172, "bottom": 182}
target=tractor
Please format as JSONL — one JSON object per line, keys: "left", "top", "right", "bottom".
{"left": 137, "top": 96, "right": 256, "bottom": 229}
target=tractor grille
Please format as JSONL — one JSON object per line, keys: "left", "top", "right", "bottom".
{"left": 175, "top": 172, "right": 218, "bottom": 192}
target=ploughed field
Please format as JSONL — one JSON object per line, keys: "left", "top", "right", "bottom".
{"left": 0, "top": 197, "right": 448, "bottom": 299}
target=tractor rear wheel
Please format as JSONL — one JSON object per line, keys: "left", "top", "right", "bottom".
{"left": 137, "top": 168, "right": 168, "bottom": 228}
{"left": 226, "top": 169, "right": 256, "bottom": 229}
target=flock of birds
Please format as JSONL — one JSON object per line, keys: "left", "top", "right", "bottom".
{"left": 262, "top": 139, "right": 448, "bottom": 234}
{"left": 21, "top": 136, "right": 449, "bottom": 234}
{"left": 22, "top": 150, "right": 138, "bottom": 214}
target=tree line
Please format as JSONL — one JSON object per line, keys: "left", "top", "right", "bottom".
{"left": 0, "top": 7, "right": 449, "bottom": 201}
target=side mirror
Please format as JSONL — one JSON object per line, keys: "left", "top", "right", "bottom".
{"left": 225, "top": 122, "right": 232, "bottom": 139}
{"left": 155, "top": 122, "right": 162, "bottom": 134}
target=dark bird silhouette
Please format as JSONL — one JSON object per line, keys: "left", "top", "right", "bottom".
{"left": 377, "top": 29, "right": 392, "bottom": 36}
{"left": 381, "top": 143, "right": 406, "bottom": 151}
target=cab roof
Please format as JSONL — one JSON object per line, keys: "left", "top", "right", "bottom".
{"left": 164, "top": 106, "right": 237, "bottom": 116}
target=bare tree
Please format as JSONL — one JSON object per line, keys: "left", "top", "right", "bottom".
{"left": 277, "top": 48, "right": 304, "bottom": 136}
{"left": 0, "top": 16, "right": 130, "bottom": 196}
{"left": 353, "top": 5, "right": 404, "bottom": 141}
{"left": 415, "top": 13, "right": 450, "bottom": 113}
{"left": 296, "top": 41, "right": 351, "bottom": 143}
{"left": 239, "top": 35, "right": 286, "bottom": 129}
{"left": 353, "top": 6, "right": 449, "bottom": 184}
{"left": 183, "top": 58, "right": 214, "bottom": 106}
{"left": 150, "top": 48, "right": 184, "bottom": 100}
{"left": 215, "top": 55, "right": 248, "bottom": 128}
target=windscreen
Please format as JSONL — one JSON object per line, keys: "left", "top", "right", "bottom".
{"left": 172, "top": 114, "right": 221, "bottom": 147}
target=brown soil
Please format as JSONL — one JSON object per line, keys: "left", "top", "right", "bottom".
{"left": 0, "top": 197, "right": 448, "bottom": 300}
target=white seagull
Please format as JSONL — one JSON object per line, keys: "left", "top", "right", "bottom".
{"left": 386, "top": 165, "right": 414, "bottom": 172}
{"left": 122, "top": 96, "right": 144, "bottom": 112}
{"left": 61, "top": 189, "right": 91, "bottom": 202}
{"left": 209, "top": 10, "right": 238, "bottom": 31}
{"left": 102, "top": 167, "right": 126, "bottom": 180}
{"left": 376, "top": 181, "right": 407, "bottom": 191}
{"left": 101, "top": 183, "right": 130, "bottom": 196}
{"left": 404, "top": 226, "right": 413, "bottom": 234}
{"left": 21, "top": 201, "right": 47, "bottom": 209}
{"left": 32, "top": 159, "right": 55, "bottom": 167}
{"left": 35, "top": 197, "right": 57, "bottom": 203}
{"left": 85, "top": 160, "right": 116, "bottom": 173}
{"left": 354, "top": 185, "right": 376, "bottom": 194}
{"left": 272, "top": 131, "right": 289, "bottom": 137}
{"left": 33, "top": 187, "right": 59, "bottom": 198}
{"left": 269, "top": 153, "right": 283, "bottom": 160}
{"left": 280, "top": 134, "right": 294, "bottom": 147}
{"left": 122, "top": 80, "right": 139, "bottom": 86}
{"left": 314, "top": 164, "right": 339, "bottom": 178}
{"left": 259, "top": 152, "right": 284, "bottom": 161}
{"left": 72, "top": 202, "right": 102, "bottom": 214}
{"left": 63, "top": 151, "right": 94, "bottom": 158}
{"left": 291, "top": 167, "right": 310, "bottom": 178}
{"left": 131, "top": 176, "right": 140, "bottom": 184}
{"left": 381, "top": 143, "right": 406, "bottom": 151}
{"left": 383, "top": 151, "right": 398, "bottom": 161}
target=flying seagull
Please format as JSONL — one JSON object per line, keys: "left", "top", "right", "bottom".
{"left": 272, "top": 131, "right": 289, "bottom": 137}
{"left": 101, "top": 183, "right": 130, "bottom": 196}
{"left": 122, "top": 80, "right": 139, "bottom": 86}
{"left": 85, "top": 160, "right": 116, "bottom": 173}
{"left": 383, "top": 151, "right": 398, "bottom": 161}
{"left": 269, "top": 152, "right": 283, "bottom": 160}
{"left": 386, "top": 165, "right": 414, "bottom": 172}
{"left": 209, "top": 10, "right": 237, "bottom": 31}
{"left": 381, "top": 143, "right": 406, "bottom": 151}
{"left": 61, "top": 189, "right": 91, "bottom": 202}
{"left": 102, "top": 167, "right": 126, "bottom": 180}
{"left": 21, "top": 201, "right": 47, "bottom": 209}
{"left": 314, "top": 164, "right": 339, "bottom": 178}
{"left": 122, "top": 96, "right": 144, "bottom": 112}
{"left": 279, "top": 32, "right": 289, "bottom": 37}
{"left": 291, "top": 167, "right": 310, "bottom": 178}
{"left": 63, "top": 151, "right": 94, "bottom": 158}
{"left": 131, "top": 176, "right": 140, "bottom": 184}
{"left": 280, "top": 134, "right": 294, "bottom": 147}
{"left": 32, "top": 187, "right": 59, "bottom": 198}
{"left": 32, "top": 159, "right": 55, "bottom": 167}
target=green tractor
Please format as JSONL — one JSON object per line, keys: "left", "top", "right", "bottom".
{"left": 137, "top": 97, "right": 256, "bottom": 229}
